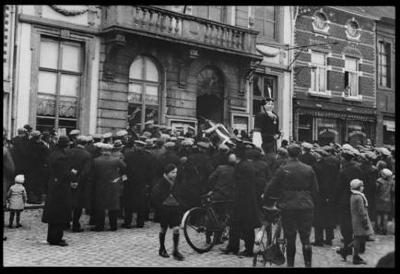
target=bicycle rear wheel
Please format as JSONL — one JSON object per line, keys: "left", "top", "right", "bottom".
{"left": 182, "top": 207, "right": 218, "bottom": 253}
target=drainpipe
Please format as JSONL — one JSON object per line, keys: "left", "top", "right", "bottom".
{"left": 11, "top": 5, "right": 21, "bottom": 138}
{"left": 289, "top": 6, "right": 298, "bottom": 142}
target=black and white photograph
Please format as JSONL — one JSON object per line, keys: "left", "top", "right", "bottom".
{"left": 2, "top": 5, "right": 395, "bottom": 267}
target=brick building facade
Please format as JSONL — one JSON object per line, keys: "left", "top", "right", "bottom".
{"left": 293, "top": 6, "right": 379, "bottom": 146}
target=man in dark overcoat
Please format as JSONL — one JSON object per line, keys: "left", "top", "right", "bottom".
{"left": 67, "top": 136, "right": 92, "bottom": 232}
{"left": 221, "top": 146, "right": 260, "bottom": 257}
{"left": 41, "top": 136, "right": 74, "bottom": 246}
{"left": 359, "top": 153, "right": 378, "bottom": 223}
{"left": 25, "top": 131, "right": 50, "bottom": 204}
{"left": 122, "top": 140, "right": 153, "bottom": 228}
{"left": 311, "top": 148, "right": 338, "bottom": 246}
{"left": 10, "top": 128, "right": 29, "bottom": 175}
{"left": 334, "top": 146, "right": 365, "bottom": 260}
{"left": 263, "top": 144, "right": 319, "bottom": 267}
{"left": 89, "top": 143, "right": 126, "bottom": 231}
{"left": 299, "top": 142, "right": 316, "bottom": 167}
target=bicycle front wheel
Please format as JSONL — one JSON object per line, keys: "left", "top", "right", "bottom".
{"left": 182, "top": 207, "right": 217, "bottom": 253}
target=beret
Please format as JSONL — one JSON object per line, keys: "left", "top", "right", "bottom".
{"left": 134, "top": 140, "right": 147, "bottom": 146}
{"left": 142, "top": 131, "right": 152, "bottom": 138}
{"left": 350, "top": 179, "right": 363, "bottom": 190}
{"left": 15, "top": 174, "right": 25, "bottom": 183}
{"left": 101, "top": 143, "right": 113, "bottom": 151}
{"left": 381, "top": 168, "right": 393, "bottom": 178}
{"left": 23, "top": 124, "right": 33, "bottom": 131}
{"left": 69, "top": 129, "right": 80, "bottom": 136}
{"left": 164, "top": 141, "right": 176, "bottom": 148}
{"left": 92, "top": 133, "right": 103, "bottom": 140}
{"left": 116, "top": 130, "right": 128, "bottom": 137}
{"left": 94, "top": 142, "right": 103, "bottom": 148}
{"left": 103, "top": 132, "right": 112, "bottom": 139}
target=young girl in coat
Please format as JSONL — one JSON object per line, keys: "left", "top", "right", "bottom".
{"left": 375, "top": 168, "right": 394, "bottom": 235}
{"left": 350, "top": 179, "right": 374, "bottom": 265}
{"left": 7, "top": 174, "right": 27, "bottom": 228}
{"left": 151, "top": 164, "right": 184, "bottom": 261}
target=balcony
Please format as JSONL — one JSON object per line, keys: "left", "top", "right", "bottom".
{"left": 101, "top": 5, "right": 261, "bottom": 59}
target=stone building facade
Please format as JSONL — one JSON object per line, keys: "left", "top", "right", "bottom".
{"left": 293, "top": 6, "right": 379, "bottom": 146}
{"left": 375, "top": 16, "right": 395, "bottom": 146}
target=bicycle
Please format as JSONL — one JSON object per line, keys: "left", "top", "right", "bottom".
{"left": 253, "top": 205, "right": 286, "bottom": 267}
{"left": 181, "top": 193, "right": 232, "bottom": 253}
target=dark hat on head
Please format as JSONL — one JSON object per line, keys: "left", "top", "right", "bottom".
{"left": 197, "top": 141, "right": 210, "bottom": 150}
{"left": 57, "top": 135, "right": 70, "bottom": 147}
{"left": 163, "top": 163, "right": 177, "bottom": 175}
{"left": 287, "top": 143, "right": 302, "bottom": 158}
{"left": 23, "top": 124, "right": 33, "bottom": 131}
{"left": 277, "top": 147, "right": 289, "bottom": 157}
{"left": 31, "top": 130, "right": 41, "bottom": 138}
{"left": 314, "top": 148, "right": 329, "bottom": 157}
{"left": 134, "top": 140, "right": 146, "bottom": 147}
{"left": 113, "top": 139, "right": 123, "bottom": 149}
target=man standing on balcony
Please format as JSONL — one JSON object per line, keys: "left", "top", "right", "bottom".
{"left": 253, "top": 97, "right": 281, "bottom": 154}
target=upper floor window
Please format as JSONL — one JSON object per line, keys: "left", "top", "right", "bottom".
{"left": 254, "top": 6, "right": 276, "bottom": 40}
{"left": 195, "top": 6, "right": 226, "bottom": 23}
{"left": 310, "top": 52, "right": 327, "bottom": 93}
{"left": 252, "top": 74, "right": 277, "bottom": 116}
{"left": 378, "top": 40, "right": 391, "bottom": 88}
{"left": 344, "top": 57, "right": 359, "bottom": 96}
{"left": 128, "top": 55, "right": 161, "bottom": 132}
{"left": 36, "top": 37, "right": 83, "bottom": 133}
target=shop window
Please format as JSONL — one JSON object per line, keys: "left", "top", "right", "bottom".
{"left": 128, "top": 55, "right": 161, "bottom": 132}
{"left": 36, "top": 37, "right": 83, "bottom": 134}
{"left": 310, "top": 52, "right": 327, "bottom": 93}
{"left": 344, "top": 57, "right": 359, "bottom": 97}
{"left": 347, "top": 121, "right": 366, "bottom": 146}
{"left": 316, "top": 118, "right": 338, "bottom": 145}
{"left": 252, "top": 74, "right": 277, "bottom": 116}
{"left": 254, "top": 6, "right": 276, "bottom": 40}
{"left": 298, "top": 115, "right": 313, "bottom": 143}
{"left": 378, "top": 41, "right": 391, "bottom": 88}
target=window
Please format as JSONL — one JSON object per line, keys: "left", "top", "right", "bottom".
{"left": 128, "top": 56, "right": 161, "bottom": 132}
{"left": 344, "top": 57, "right": 359, "bottom": 96}
{"left": 252, "top": 74, "right": 277, "bottom": 116}
{"left": 378, "top": 41, "right": 391, "bottom": 88}
{"left": 36, "top": 37, "right": 83, "bottom": 133}
{"left": 310, "top": 52, "right": 327, "bottom": 93}
{"left": 254, "top": 6, "right": 276, "bottom": 40}
{"left": 195, "top": 6, "right": 226, "bottom": 23}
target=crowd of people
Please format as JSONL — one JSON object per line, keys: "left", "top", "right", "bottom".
{"left": 2, "top": 121, "right": 395, "bottom": 266}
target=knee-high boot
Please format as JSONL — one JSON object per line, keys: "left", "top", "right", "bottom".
{"left": 286, "top": 244, "right": 296, "bottom": 267}
{"left": 159, "top": 232, "right": 169, "bottom": 258}
{"left": 173, "top": 233, "right": 184, "bottom": 261}
{"left": 302, "top": 245, "right": 312, "bottom": 268}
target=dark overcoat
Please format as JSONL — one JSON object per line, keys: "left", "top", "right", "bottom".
{"left": 176, "top": 158, "right": 202, "bottom": 210}
{"left": 151, "top": 176, "right": 185, "bottom": 210}
{"left": 25, "top": 139, "right": 50, "bottom": 193}
{"left": 252, "top": 159, "right": 271, "bottom": 198}
{"left": 3, "top": 146, "right": 15, "bottom": 206}
{"left": 375, "top": 177, "right": 394, "bottom": 213}
{"left": 233, "top": 159, "right": 260, "bottom": 230}
{"left": 265, "top": 159, "right": 319, "bottom": 211}
{"left": 360, "top": 162, "right": 378, "bottom": 217}
{"left": 299, "top": 152, "right": 317, "bottom": 167}
{"left": 208, "top": 164, "right": 235, "bottom": 201}
{"left": 10, "top": 135, "right": 29, "bottom": 174}
{"left": 42, "top": 147, "right": 73, "bottom": 224}
{"left": 67, "top": 146, "right": 92, "bottom": 209}
{"left": 123, "top": 149, "right": 154, "bottom": 211}
{"left": 188, "top": 152, "right": 214, "bottom": 194}
{"left": 90, "top": 154, "right": 126, "bottom": 211}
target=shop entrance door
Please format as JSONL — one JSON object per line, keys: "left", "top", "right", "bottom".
{"left": 196, "top": 94, "right": 223, "bottom": 123}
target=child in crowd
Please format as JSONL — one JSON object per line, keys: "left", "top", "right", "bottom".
{"left": 350, "top": 179, "right": 374, "bottom": 265}
{"left": 375, "top": 169, "right": 394, "bottom": 235}
{"left": 7, "top": 174, "right": 27, "bottom": 228}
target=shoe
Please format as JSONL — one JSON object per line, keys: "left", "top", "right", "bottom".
{"left": 238, "top": 250, "right": 253, "bottom": 257}
{"left": 336, "top": 248, "right": 350, "bottom": 261}
{"left": 49, "top": 241, "right": 68, "bottom": 246}
{"left": 3, "top": 237, "right": 7, "bottom": 241}
{"left": 159, "top": 248, "right": 170, "bottom": 258}
{"left": 16, "top": 224, "right": 22, "bottom": 228}
{"left": 324, "top": 239, "right": 332, "bottom": 246}
{"left": 173, "top": 250, "right": 184, "bottom": 261}
{"left": 136, "top": 224, "right": 144, "bottom": 228}
{"left": 121, "top": 224, "right": 132, "bottom": 229}
{"left": 311, "top": 241, "right": 324, "bottom": 247}
{"left": 353, "top": 256, "right": 367, "bottom": 265}
{"left": 220, "top": 247, "right": 238, "bottom": 255}
{"left": 72, "top": 228, "right": 84, "bottom": 233}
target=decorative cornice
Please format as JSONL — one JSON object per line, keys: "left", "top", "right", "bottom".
{"left": 49, "top": 5, "right": 88, "bottom": 16}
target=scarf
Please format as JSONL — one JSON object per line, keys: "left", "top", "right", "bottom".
{"left": 351, "top": 190, "right": 368, "bottom": 208}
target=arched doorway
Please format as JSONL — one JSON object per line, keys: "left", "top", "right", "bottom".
{"left": 196, "top": 67, "right": 224, "bottom": 125}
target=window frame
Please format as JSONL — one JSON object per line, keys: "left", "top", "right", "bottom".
{"left": 253, "top": 6, "right": 277, "bottom": 41}
{"left": 344, "top": 56, "right": 360, "bottom": 97}
{"left": 251, "top": 73, "right": 278, "bottom": 117}
{"left": 377, "top": 40, "right": 391, "bottom": 89}
{"left": 36, "top": 35, "right": 84, "bottom": 132}
{"left": 309, "top": 51, "right": 327, "bottom": 93}
{"left": 128, "top": 55, "right": 162, "bottom": 131}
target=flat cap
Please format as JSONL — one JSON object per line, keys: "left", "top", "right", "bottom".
{"left": 301, "top": 142, "right": 313, "bottom": 150}
{"left": 164, "top": 141, "right": 176, "bottom": 148}
{"left": 314, "top": 148, "right": 329, "bottom": 157}
{"left": 145, "top": 120, "right": 154, "bottom": 125}
{"left": 31, "top": 130, "right": 41, "bottom": 137}
{"left": 113, "top": 139, "right": 123, "bottom": 148}
{"left": 23, "top": 124, "right": 33, "bottom": 131}
{"left": 94, "top": 142, "right": 103, "bottom": 148}
{"left": 218, "top": 143, "right": 230, "bottom": 151}
{"left": 92, "top": 133, "right": 103, "bottom": 140}
{"left": 116, "top": 130, "right": 128, "bottom": 137}
{"left": 376, "top": 147, "right": 391, "bottom": 156}
{"left": 177, "top": 136, "right": 185, "bottom": 140}
{"left": 170, "top": 136, "right": 178, "bottom": 142}
{"left": 101, "top": 143, "right": 113, "bottom": 151}
{"left": 197, "top": 141, "right": 210, "bottom": 149}
{"left": 381, "top": 168, "right": 393, "bottom": 178}
{"left": 134, "top": 140, "right": 147, "bottom": 146}
{"left": 287, "top": 143, "right": 302, "bottom": 157}
{"left": 103, "top": 132, "right": 112, "bottom": 139}
{"left": 69, "top": 129, "right": 80, "bottom": 136}
{"left": 142, "top": 131, "right": 152, "bottom": 138}
{"left": 322, "top": 145, "right": 333, "bottom": 152}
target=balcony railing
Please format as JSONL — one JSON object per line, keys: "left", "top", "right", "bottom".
{"left": 102, "top": 5, "right": 260, "bottom": 57}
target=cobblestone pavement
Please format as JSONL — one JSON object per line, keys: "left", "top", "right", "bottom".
{"left": 3, "top": 209, "right": 394, "bottom": 267}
